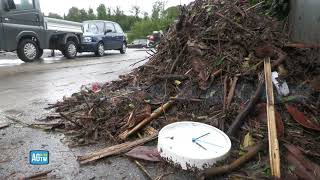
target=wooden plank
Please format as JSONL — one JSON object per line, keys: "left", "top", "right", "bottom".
{"left": 264, "top": 58, "right": 281, "bottom": 178}
{"left": 78, "top": 133, "right": 158, "bottom": 165}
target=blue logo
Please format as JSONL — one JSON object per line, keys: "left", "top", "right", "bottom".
{"left": 30, "top": 150, "right": 49, "bottom": 165}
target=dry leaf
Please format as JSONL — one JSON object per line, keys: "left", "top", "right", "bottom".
{"left": 243, "top": 132, "right": 254, "bottom": 148}
{"left": 256, "top": 103, "right": 285, "bottom": 137}
{"left": 125, "top": 146, "right": 161, "bottom": 162}
{"left": 286, "top": 104, "right": 320, "bottom": 131}
{"left": 284, "top": 144, "right": 320, "bottom": 180}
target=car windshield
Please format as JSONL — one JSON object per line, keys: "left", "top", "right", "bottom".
{"left": 83, "top": 22, "right": 104, "bottom": 34}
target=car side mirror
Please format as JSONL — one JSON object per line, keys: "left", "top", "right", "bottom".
{"left": 4, "top": 0, "right": 16, "bottom": 11}
{"left": 105, "top": 29, "right": 112, "bottom": 34}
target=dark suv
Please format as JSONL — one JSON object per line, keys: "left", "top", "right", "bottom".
{"left": 80, "top": 20, "right": 127, "bottom": 56}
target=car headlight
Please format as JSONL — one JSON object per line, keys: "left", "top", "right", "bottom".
{"left": 84, "top": 37, "right": 93, "bottom": 43}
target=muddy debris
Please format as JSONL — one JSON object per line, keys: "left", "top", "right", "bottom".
{"left": 45, "top": 0, "right": 320, "bottom": 179}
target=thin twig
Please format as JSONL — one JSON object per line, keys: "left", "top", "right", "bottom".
{"left": 226, "top": 76, "right": 239, "bottom": 110}
{"left": 130, "top": 58, "right": 150, "bottom": 67}
{"left": 227, "top": 75, "right": 264, "bottom": 137}
{"left": 134, "top": 160, "right": 153, "bottom": 180}
{"left": 170, "top": 45, "right": 187, "bottom": 73}
{"left": 215, "top": 12, "right": 253, "bottom": 35}
{"left": 245, "top": 1, "right": 264, "bottom": 12}
{"left": 59, "top": 113, "right": 83, "bottom": 128}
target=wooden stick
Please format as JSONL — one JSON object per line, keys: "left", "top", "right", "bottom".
{"left": 202, "top": 143, "right": 265, "bottom": 178}
{"left": 156, "top": 75, "right": 188, "bottom": 80}
{"left": 226, "top": 76, "right": 239, "bottom": 110}
{"left": 118, "top": 99, "right": 175, "bottom": 140}
{"left": 23, "top": 170, "right": 53, "bottom": 180}
{"left": 223, "top": 76, "right": 229, "bottom": 113}
{"left": 264, "top": 58, "right": 281, "bottom": 178}
{"left": 227, "top": 77, "right": 264, "bottom": 136}
{"left": 245, "top": 1, "right": 264, "bottom": 12}
{"left": 285, "top": 43, "right": 320, "bottom": 49}
{"left": 134, "top": 160, "right": 153, "bottom": 180}
{"left": 170, "top": 97, "right": 203, "bottom": 102}
{"left": 78, "top": 133, "right": 158, "bottom": 165}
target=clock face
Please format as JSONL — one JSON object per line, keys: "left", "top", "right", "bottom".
{"left": 158, "top": 121, "right": 231, "bottom": 170}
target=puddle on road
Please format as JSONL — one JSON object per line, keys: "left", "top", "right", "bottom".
{"left": 0, "top": 59, "right": 24, "bottom": 67}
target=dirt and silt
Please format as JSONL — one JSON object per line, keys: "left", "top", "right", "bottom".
{"left": 44, "top": 0, "right": 320, "bottom": 179}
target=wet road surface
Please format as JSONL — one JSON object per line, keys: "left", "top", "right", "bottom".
{"left": 0, "top": 50, "right": 193, "bottom": 179}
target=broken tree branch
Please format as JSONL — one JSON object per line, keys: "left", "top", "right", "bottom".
{"left": 118, "top": 98, "right": 175, "bottom": 140}
{"left": 264, "top": 58, "right": 281, "bottom": 178}
{"left": 201, "top": 143, "right": 265, "bottom": 178}
{"left": 227, "top": 75, "right": 264, "bottom": 137}
{"left": 78, "top": 133, "right": 158, "bottom": 165}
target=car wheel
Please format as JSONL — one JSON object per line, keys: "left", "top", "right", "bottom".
{"left": 95, "top": 42, "right": 105, "bottom": 57}
{"left": 37, "top": 49, "right": 44, "bottom": 59}
{"left": 17, "top": 39, "right": 39, "bottom": 62}
{"left": 63, "top": 41, "right": 77, "bottom": 59}
{"left": 120, "top": 43, "right": 126, "bottom": 54}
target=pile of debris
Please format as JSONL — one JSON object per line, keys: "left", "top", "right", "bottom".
{"left": 46, "top": 0, "right": 320, "bottom": 179}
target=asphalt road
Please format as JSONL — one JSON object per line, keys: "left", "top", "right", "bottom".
{"left": 0, "top": 49, "right": 193, "bottom": 179}
{"left": 0, "top": 50, "right": 148, "bottom": 110}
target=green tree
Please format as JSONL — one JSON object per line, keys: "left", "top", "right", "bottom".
{"left": 97, "top": 4, "right": 107, "bottom": 20}
{"left": 65, "top": 7, "right": 81, "bottom": 22}
{"left": 151, "top": 1, "right": 165, "bottom": 19}
{"left": 48, "top": 12, "right": 63, "bottom": 19}
{"left": 79, "top": 9, "right": 88, "bottom": 21}
{"left": 88, "top": 8, "right": 96, "bottom": 20}
{"left": 163, "top": 6, "right": 180, "bottom": 20}
{"left": 128, "top": 5, "right": 180, "bottom": 42}
{"left": 143, "top": 12, "right": 149, "bottom": 20}
{"left": 130, "top": 5, "right": 141, "bottom": 18}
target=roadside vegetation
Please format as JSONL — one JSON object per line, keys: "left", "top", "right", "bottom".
{"left": 47, "top": 1, "right": 180, "bottom": 42}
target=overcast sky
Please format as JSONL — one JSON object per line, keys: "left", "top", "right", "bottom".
{"left": 40, "top": 0, "right": 194, "bottom": 16}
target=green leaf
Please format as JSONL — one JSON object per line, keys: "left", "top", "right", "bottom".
{"left": 129, "top": 104, "right": 135, "bottom": 108}
{"left": 280, "top": 96, "right": 299, "bottom": 103}
{"left": 288, "top": 165, "right": 296, "bottom": 173}
{"left": 214, "top": 56, "right": 225, "bottom": 67}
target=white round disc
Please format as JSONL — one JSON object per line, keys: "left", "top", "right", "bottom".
{"left": 157, "top": 121, "right": 231, "bottom": 170}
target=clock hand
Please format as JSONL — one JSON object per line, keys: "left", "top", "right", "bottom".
{"left": 195, "top": 141, "right": 207, "bottom": 150}
{"left": 196, "top": 140, "right": 224, "bottom": 148}
{"left": 192, "top": 132, "right": 210, "bottom": 142}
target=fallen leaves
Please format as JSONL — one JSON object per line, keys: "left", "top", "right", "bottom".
{"left": 256, "top": 103, "right": 285, "bottom": 137}
{"left": 285, "top": 104, "right": 320, "bottom": 131}
{"left": 192, "top": 58, "right": 210, "bottom": 90}
{"left": 125, "top": 146, "right": 161, "bottom": 162}
{"left": 284, "top": 144, "right": 320, "bottom": 180}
